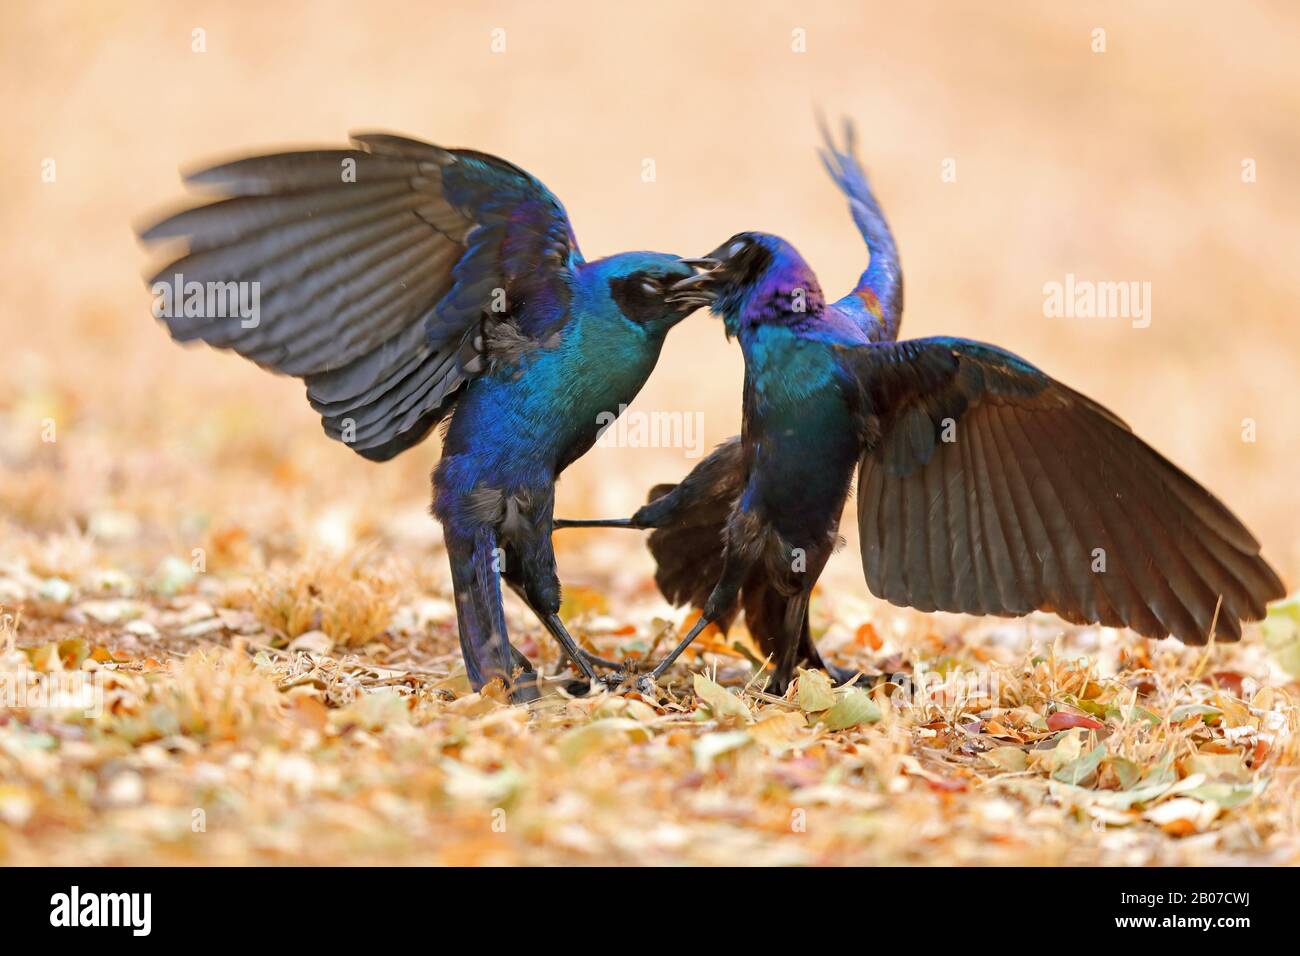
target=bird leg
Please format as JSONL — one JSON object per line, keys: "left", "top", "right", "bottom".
{"left": 790, "top": 594, "right": 887, "bottom": 690}
{"left": 822, "top": 662, "right": 889, "bottom": 690}
{"left": 497, "top": 499, "right": 625, "bottom": 688}
{"left": 447, "top": 527, "right": 540, "bottom": 701}
{"left": 637, "top": 550, "right": 748, "bottom": 692}
{"left": 552, "top": 517, "right": 643, "bottom": 530}
{"left": 641, "top": 611, "right": 718, "bottom": 684}
{"left": 579, "top": 650, "right": 625, "bottom": 670}
{"left": 504, "top": 577, "right": 622, "bottom": 675}
{"left": 552, "top": 649, "right": 624, "bottom": 673}
{"left": 553, "top": 495, "right": 674, "bottom": 531}
{"left": 507, "top": 662, "right": 544, "bottom": 704}
{"left": 540, "top": 614, "right": 601, "bottom": 684}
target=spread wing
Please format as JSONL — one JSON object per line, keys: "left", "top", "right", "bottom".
{"left": 819, "top": 118, "right": 903, "bottom": 343}
{"left": 848, "top": 337, "right": 1284, "bottom": 643}
{"left": 139, "top": 133, "right": 579, "bottom": 460}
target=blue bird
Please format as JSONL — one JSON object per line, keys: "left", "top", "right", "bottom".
{"left": 559, "top": 121, "right": 1285, "bottom": 695}
{"left": 140, "top": 133, "right": 700, "bottom": 701}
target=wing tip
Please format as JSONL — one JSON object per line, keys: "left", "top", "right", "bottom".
{"left": 350, "top": 132, "right": 455, "bottom": 166}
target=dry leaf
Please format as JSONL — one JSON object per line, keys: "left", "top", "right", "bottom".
{"left": 693, "top": 672, "right": 751, "bottom": 723}
{"left": 288, "top": 630, "right": 333, "bottom": 655}
{"left": 796, "top": 668, "right": 836, "bottom": 712}
{"left": 818, "top": 688, "right": 882, "bottom": 731}
{"left": 749, "top": 710, "right": 808, "bottom": 751}
{"left": 693, "top": 730, "right": 752, "bottom": 768}
{"left": 557, "top": 719, "right": 652, "bottom": 763}
{"left": 1046, "top": 711, "right": 1104, "bottom": 732}
{"left": 1144, "top": 797, "right": 1218, "bottom": 835}
{"left": 983, "top": 747, "right": 1029, "bottom": 773}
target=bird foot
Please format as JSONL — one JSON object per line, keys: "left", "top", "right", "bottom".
{"left": 507, "top": 672, "right": 543, "bottom": 705}
{"left": 579, "top": 650, "right": 624, "bottom": 670}
{"left": 546, "top": 649, "right": 620, "bottom": 683}
{"left": 556, "top": 676, "right": 597, "bottom": 696}
{"left": 824, "top": 664, "right": 890, "bottom": 689}
{"left": 589, "top": 662, "right": 656, "bottom": 697}
{"left": 597, "top": 671, "right": 629, "bottom": 692}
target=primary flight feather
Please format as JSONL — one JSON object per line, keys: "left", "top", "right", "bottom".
{"left": 141, "top": 133, "right": 702, "bottom": 701}
{"left": 559, "top": 120, "right": 1285, "bottom": 694}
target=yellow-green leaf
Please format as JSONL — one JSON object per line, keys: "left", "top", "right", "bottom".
{"left": 693, "top": 730, "right": 752, "bottom": 768}
{"left": 693, "top": 672, "right": 752, "bottom": 723}
{"left": 818, "top": 688, "right": 882, "bottom": 731}
{"left": 1182, "top": 781, "right": 1260, "bottom": 809}
{"left": 1262, "top": 595, "right": 1300, "bottom": 678}
{"left": 1106, "top": 756, "right": 1143, "bottom": 790}
{"left": 1052, "top": 742, "right": 1106, "bottom": 786}
{"left": 1183, "top": 752, "right": 1249, "bottom": 783}
{"left": 1169, "top": 703, "right": 1221, "bottom": 723}
{"left": 983, "top": 746, "right": 1029, "bottom": 772}
{"left": 796, "top": 668, "right": 836, "bottom": 712}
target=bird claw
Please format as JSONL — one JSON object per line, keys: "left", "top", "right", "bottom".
{"left": 824, "top": 664, "right": 890, "bottom": 690}
{"left": 548, "top": 649, "right": 620, "bottom": 683}
{"left": 555, "top": 677, "right": 594, "bottom": 696}
{"left": 507, "top": 673, "right": 543, "bottom": 705}
{"left": 597, "top": 671, "right": 629, "bottom": 692}
{"left": 590, "top": 661, "right": 656, "bottom": 697}
{"left": 579, "top": 650, "right": 623, "bottom": 670}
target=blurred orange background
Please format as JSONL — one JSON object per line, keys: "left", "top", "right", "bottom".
{"left": 2, "top": 0, "right": 1297, "bottom": 588}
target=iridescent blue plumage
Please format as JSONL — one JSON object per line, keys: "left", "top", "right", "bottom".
{"left": 562, "top": 120, "right": 1284, "bottom": 694}
{"left": 141, "top": 134, "right": 700, "bottom": 700}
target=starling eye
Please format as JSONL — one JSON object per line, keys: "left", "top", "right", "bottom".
{"left": 727, "top": 240, "right": 747, "bottom": 258}
{"left": 639, "top": 279, "right": 659, "bottom": 295}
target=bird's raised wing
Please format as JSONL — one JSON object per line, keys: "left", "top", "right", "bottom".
{"left": 140, "top": 134, "right": 579, "bottom": 461}
{"left": 847, "top": 337, "right": 1284, "bottom": 643}
{"left": 819, "top": 118, "right": 902, "bottom": 342}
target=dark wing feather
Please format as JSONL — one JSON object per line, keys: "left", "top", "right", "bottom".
{"left": 849, "top": 337, "right": 1285, "bottom": 644}
{"left": 819, "top": 117, "right": 903, "bottom": 342}
{"left": 644, "top": 437, "right": 748, "bottom": 630}
{"left": 139, "top": 134, "right": 579, "bottom": 460}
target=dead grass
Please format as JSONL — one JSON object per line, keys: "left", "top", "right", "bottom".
{"left": 1, "top": 0, "right": 1299, "bottom": 866}
{"left": 1, "top": 372, "right": 1297, "bottom": 864}
{"left": 1, "top": 534, "right": 1298, "bottom": 864}
{"left": 251, "top": 554, "right": 402, "bottom": 649}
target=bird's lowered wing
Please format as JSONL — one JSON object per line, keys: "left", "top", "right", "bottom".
{"left": 819, "top": 118, "right": 902, "bottom": 342}
{"left": 140, "top": 134, "right": 579, "bottom": 461}
{"left": 846, "top": 336, "right": 1284, "bottom": 643}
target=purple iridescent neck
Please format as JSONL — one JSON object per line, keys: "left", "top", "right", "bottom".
{"left": 715, "top": 236, "right": 825, "bottom": 336}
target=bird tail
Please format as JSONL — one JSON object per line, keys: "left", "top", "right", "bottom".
{"left": 644, "top": 438, "right": 747, "bottom": 631}
{"left": 818, "top": 116, "right": 903, "bottom": 343}
{"left": 646, "top": 438, "right": 852, "bottom": 693}
{"left": 742, "top": 583, "right": 826, "bottom": 693}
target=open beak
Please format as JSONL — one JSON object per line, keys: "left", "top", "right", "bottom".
{"left": 664, "top": 257, "right": 722, "bottom": 308}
